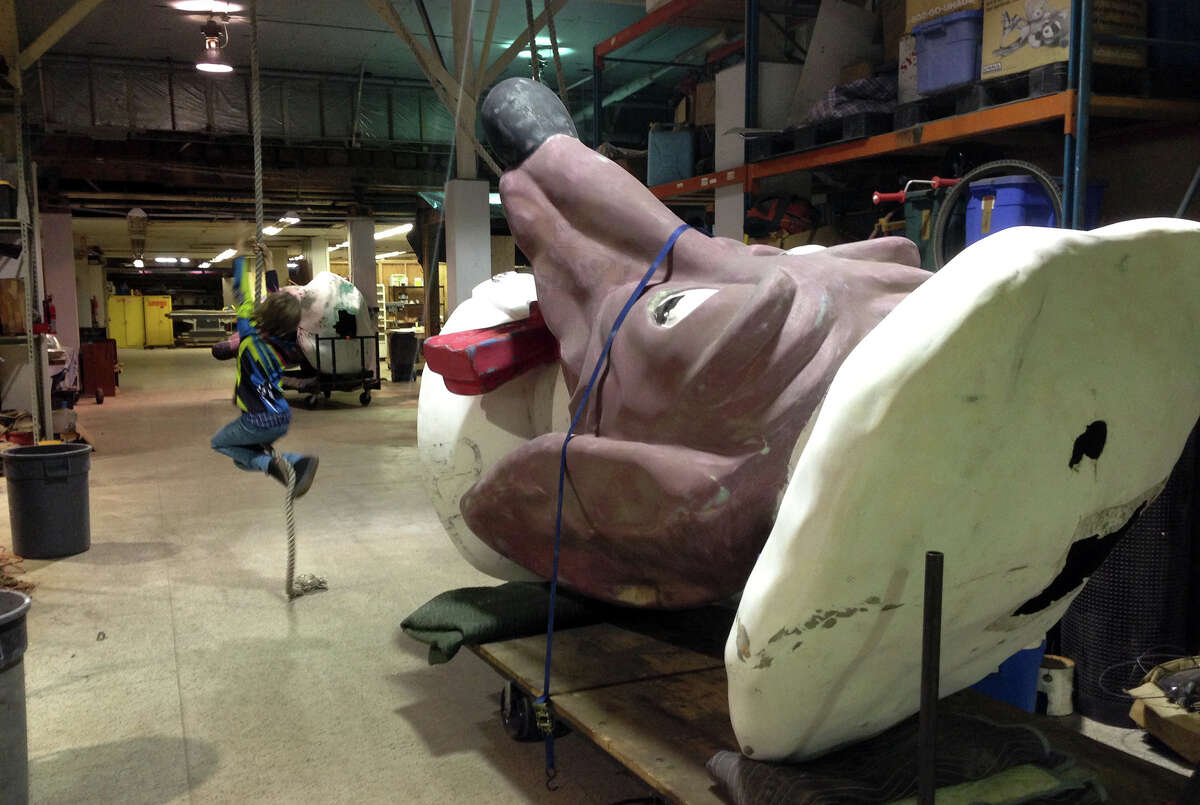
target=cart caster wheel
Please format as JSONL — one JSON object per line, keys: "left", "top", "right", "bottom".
{"left": 95, "top": 388, "right": 104, "bottom": 405}
{"left": 500, "top": 682, "right": 541, "bottom": 742}
{"left": 305, "top": 394, "right": 320, "bottom": 409}
{"left": 359, "top": 391, "right": 371, "bottom": 406}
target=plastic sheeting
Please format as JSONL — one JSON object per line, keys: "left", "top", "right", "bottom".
{"left": 35, "top": 60, "right": 451, "bottom": 145}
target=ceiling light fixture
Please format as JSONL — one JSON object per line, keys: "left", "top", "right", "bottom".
{"left": 278, "top": 212, "right": 301, "bottom": 226}
{"left": 199, "top": 261, "right": 212, "bottom": 268}
{"left": 196, "top": 17, "right": 233, "bottom": 74}
{"left": 213, "top": 248, "right": 238, "bottom": 262}
{"left": 375, "top": 251, "right": 405, "bottom": 260}
{"left": 155, "top": 257, "right": 179, "bottom": 264}
{"left": 179, "top": 257, "right": 191, "bottom": 264}
{"left": 327, "top": 241, "right": 349, "bottom": 252}
{"left": 262, "top": 225, "right": 282, "bottom": 236}
{"left": 374, "top": 224, "right": 413, "bottom": 240}
{"left": 133, "top": 258, "right": 145, "bottom": 268}
{"left": 174, "top": 1, "right": 243, "bottom": 11}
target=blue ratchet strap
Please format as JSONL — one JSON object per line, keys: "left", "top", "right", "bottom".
{"left": 536, "top": 223, "right": 690, "bottom": 789}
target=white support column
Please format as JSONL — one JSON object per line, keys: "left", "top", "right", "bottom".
{"left": 346, "top": 216, "right": 377, "bottom": 315}
{"left": 39, "top": 211, "right": 79, "bottom": 350}
{"left": 714, "top": 64, "right": 746, "bottom": 242}
{"left": 444, "top": 179, "right": 491, "bottom": 311}
{"left": 306, "top": 238, "right": 330, "bottom": 275}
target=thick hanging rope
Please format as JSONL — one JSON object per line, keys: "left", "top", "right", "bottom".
{"left": 545, "top": 1, "right": 568, "bottom": 108}
{"left": 523, "top": 0, "right": 540, "bottom": 83}
{"left": 536, "top": 224, "right": 690, "bottom": 787}
{"left": 278, "top": 457, "right": 327, "bottom": 600}
{"left": 249, "top": 0, "right": 265, "bottom": 302}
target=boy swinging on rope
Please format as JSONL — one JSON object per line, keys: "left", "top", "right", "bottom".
{"left": 210, "top": 243, "right": 319, "bottom": 496}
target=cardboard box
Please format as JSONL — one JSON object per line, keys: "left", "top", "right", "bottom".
{"left": 694, "top": 81, "right": 715, "bottom": 126}
{"left": 881, "top": 0, "right": 907, "bottom": 60}
{"left": 980, "top": 0, "right": 1145, "bottom": 80}
{"left": 840, "top": 60, "right": 875, "bottom": 84}
{"left": 906, "top": 0, "right": 982, "bottom": 32}
{"left": 675, "top": 96, "right": 690, "bottom": 126}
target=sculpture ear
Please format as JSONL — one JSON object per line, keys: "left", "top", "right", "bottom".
{"left": 481, "top": 78, "right": 579, "bottom": 169}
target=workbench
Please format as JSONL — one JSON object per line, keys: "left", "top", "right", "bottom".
{"left": 469, "top": 617, "right": 1188, "bottom": 804}
{"left": 166, "top": 309, "right": 236, "bottom": 345}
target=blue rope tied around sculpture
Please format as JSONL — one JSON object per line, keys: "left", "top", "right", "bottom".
{"left": 537, "top": 223, "right": 690, "bottom": 789}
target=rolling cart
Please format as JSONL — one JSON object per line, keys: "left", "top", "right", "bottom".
{"left": 287, "top": 333, "right": 381, "bottom": 408}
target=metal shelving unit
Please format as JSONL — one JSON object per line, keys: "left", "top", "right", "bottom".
{"left": 634, "top": 0, "right": 1200, "bottom": 235}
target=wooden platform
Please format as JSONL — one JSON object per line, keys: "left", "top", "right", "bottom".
{"left": 470, "top": 620, "right": 1188, "bottom": 804}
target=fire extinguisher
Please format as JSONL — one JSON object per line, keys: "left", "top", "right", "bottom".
{"left": 42, "top": 295, "right": 56, "bottom": 333}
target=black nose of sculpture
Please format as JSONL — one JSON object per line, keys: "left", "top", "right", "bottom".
{"left": 481, "top": 77, "right": 579, "bottom": 169}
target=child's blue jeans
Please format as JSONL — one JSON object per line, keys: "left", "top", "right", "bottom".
{"left": 211, "top": 417, "right": 301, "bottom": 472}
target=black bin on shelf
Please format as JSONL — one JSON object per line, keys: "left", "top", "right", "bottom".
{"left": 3, "top": 443, "right": 93, "bottom": 559}
{"left": 387, "top": 331, "right": 420, "bottom": 382}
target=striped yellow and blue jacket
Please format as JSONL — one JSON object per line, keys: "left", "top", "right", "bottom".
{"left": 232, "top": 257, "right": 291, "bottom": 427}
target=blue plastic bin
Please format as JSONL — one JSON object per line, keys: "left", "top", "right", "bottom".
{"left": 647, "top": 128, "right": 696, "bottom": 187}
{"left": 971, "top": 641, "right": 1045, "bottom": 712}
{"left": 912, "top": 11, "right": 983, "bottom": 95}
{"left": 965, "top": 175, "right": 1104, "bottom": 246}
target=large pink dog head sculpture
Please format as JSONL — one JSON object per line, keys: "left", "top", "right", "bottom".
{"left": 437, "top": 78, "right": 930, "bottom": 609}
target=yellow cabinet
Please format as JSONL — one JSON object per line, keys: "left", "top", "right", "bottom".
{"left": 142, "top": 295, "right": 174, "bottom": 347}
{"left": 107, "top": 295, "right": 145, "bottom": 349}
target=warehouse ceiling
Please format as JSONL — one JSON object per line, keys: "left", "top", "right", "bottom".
{"left": 17, "top": 0, "right": 725, "bottom": 102}
{"left": 18, "top": 0, "right": 740, "bottom": 245}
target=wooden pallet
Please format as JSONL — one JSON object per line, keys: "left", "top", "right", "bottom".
{"left": 468, "top": 618, "right": 1188, "bottom": 804}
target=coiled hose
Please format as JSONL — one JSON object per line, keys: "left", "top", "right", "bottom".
{"left": 932, "top": 160, "right": 1065, "bottom": 271}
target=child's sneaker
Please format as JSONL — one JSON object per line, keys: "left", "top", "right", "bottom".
{"left": 292, "top": 456, "right": 319, "bottom": 498}
{"left": 266, "top": 456, "right": 291, "bottom": 488}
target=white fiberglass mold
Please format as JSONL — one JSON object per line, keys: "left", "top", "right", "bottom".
{"left": 726, "top": 219, "right": 1200, "bottom": 761}
{"left": 417, "top": 272, "right": 569, "bottom": 580}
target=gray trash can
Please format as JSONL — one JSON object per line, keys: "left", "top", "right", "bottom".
{"left": 387, "top": 331, "right": 419, "bottom": 382}
{"left": 0, "top": 589, "right": 31, "bottom": 805}
{"left": 4, "top": 444, "right": 92, "bottom": 559}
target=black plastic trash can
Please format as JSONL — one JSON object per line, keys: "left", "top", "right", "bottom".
{"left": 0, "top": 589, "right": 31, "bottom": 805}
{"left": 387, "top": 331, "right": 420, "bottom": 382}
{"left": 4, "top": 444, "right": 93, "bottom": 559}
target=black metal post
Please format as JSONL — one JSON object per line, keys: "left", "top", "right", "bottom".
{"left": 918, "top": 550, "right": 944, "bottom": 805}
{"left": 592, "top": 52, "right": 602, "bottom": 148}
{"left": 744, "top": 0, "right": 759, "bottom": 131}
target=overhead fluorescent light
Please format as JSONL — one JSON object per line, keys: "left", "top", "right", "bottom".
{"left": 174, "top": 1, "right": 243, "bottom": 11}
{"left": 133, "top": 258, "right": 144, "bottom": 268}
{"left": 198, "top": 261, "right": 212, "bottom": 268}
{"left": 155, "top": 257, "right": 178, "bottom": 264}
{"left": 512, "top": 37, "right": 574, "bottom": 57}
{"left": 278, "top": 213, "right": 301, "bottom": 225}
{"left": 375, "top": 251, "right": 404, "bottom": 260}
{"left": 262, "top": 225, "right": 282, "bottom": 236}
{"left": 214, "top": 248, "right": 238, "bottom": 262}
{"left": 374, "top": 224, "right": 413, "bottom": 240}
{"left": 179, "top": 257, "right": 191, "bottom": 264}
{"left": 327, "top": 241, "right": 349, "bottom": 252}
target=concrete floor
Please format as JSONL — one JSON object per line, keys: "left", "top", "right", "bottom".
{"left": 1, "top": 348, "right": 1192, "bottom": 803}
{"left": 2, "top": 348, "right": 652, "bottom": 805}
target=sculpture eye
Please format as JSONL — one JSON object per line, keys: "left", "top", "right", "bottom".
{"left": 650, "top": 288, "right": 719, "bottom": 328}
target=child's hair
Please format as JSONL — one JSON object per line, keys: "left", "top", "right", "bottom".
{"left": 255, "top": 292, "right": 300, "bottom": 337}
